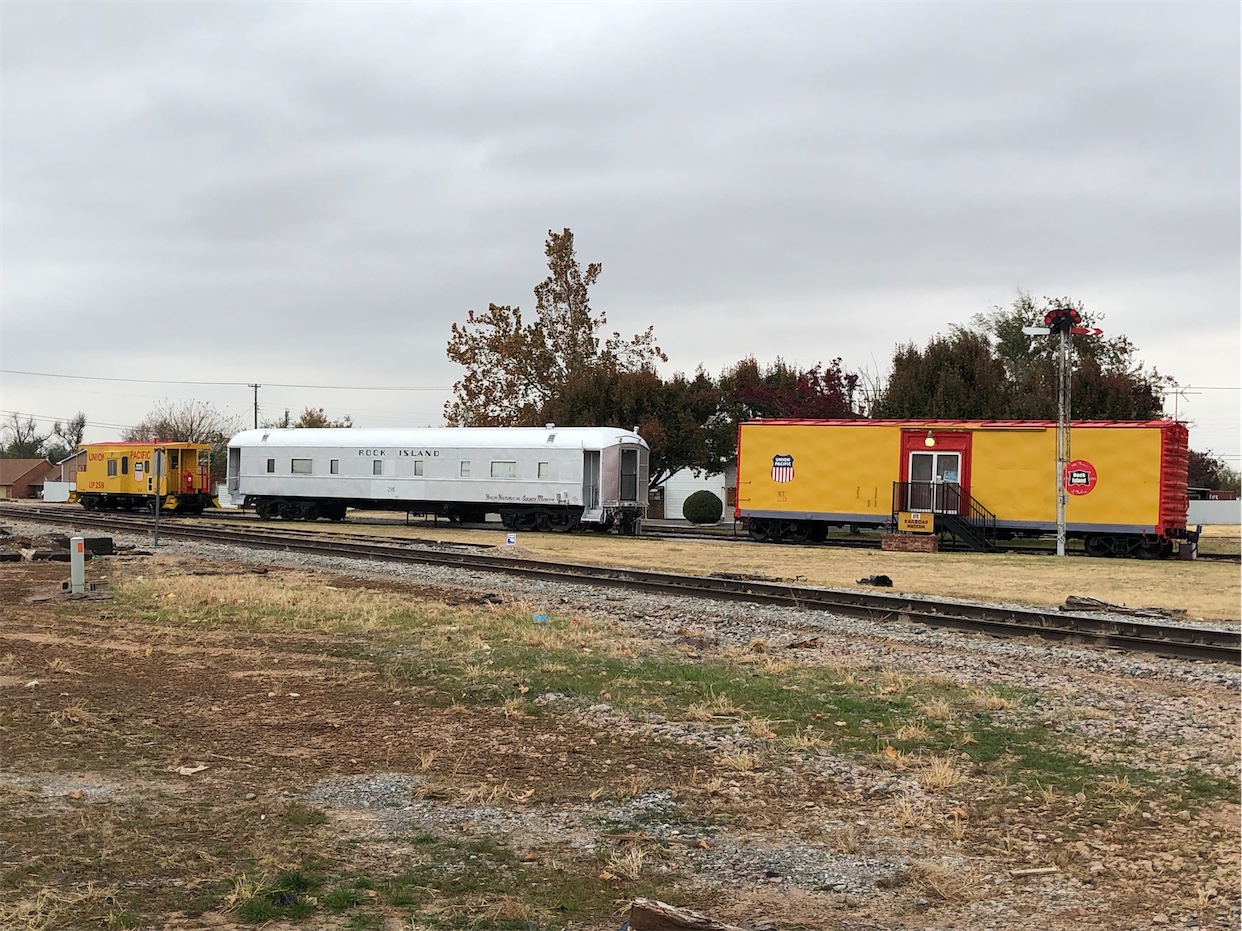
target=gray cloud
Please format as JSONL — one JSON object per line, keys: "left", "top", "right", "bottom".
{"left": 2, "top": 1, "right": 1237, "bottom": 452}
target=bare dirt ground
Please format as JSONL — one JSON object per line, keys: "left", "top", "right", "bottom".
{"left": 1, "top": 548, "right": 1238, "bottom": 931}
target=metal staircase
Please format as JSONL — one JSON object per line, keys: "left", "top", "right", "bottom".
{"left": 891, "top": 482, "right": 997, "bottom": 552}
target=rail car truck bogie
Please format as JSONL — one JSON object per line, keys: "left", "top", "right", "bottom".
{"left": 75, "top": 442, "right": 215, "bottom": 515}
{"left": 735, "top": 420, "right": 1190, "bottom": 558}
{"left": 225, "top": 425, "right": 649, "bottom": 534}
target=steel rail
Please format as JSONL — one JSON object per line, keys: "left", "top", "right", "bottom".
{"left": 3, "top": 505, "right": 1238, "bottom": 664}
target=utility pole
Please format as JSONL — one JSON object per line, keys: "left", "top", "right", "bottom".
{"left": 248, "top": 384, "right": 261, "bottom": 429}
{"left": 1055, "top": 324, "right": 1070, "bottom": 558}
{"left": 1022, "top": 306, "right": 1102, "bottom": 557}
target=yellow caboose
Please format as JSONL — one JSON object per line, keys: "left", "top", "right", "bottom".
{"left": 735, "top": 420, "right": 1190, "bottom": 558}
{"left": 77, "top": 442, "right": 215, "bottom": 514}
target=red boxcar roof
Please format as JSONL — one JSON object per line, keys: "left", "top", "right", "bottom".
{"left": 742, "top": 419, "right": 1183, "bottom": 428}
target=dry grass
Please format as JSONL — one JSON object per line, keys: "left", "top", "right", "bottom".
{"left": 918, "top": 755, "right": 964, "bottom": 792}
{"left": 719, "top": 750, "right": 761, "bottom": 771}
{"left": 604, "top": 845, "right": 650, "bottom": 881}
{"left": 917, "top": 699, "right": 953, "bottom": 722}
{"left": 244, "top": 513, "right": 1241, "bottom": 620}
{"left": 683, "top": 692, "right": 746, "bottom": 721}
{"left": 910, "top": 860, "right": 978, "bottom": 902}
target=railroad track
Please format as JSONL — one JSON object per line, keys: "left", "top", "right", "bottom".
{"left": 4, "top": 504, "right": 1239, "bottom": 665}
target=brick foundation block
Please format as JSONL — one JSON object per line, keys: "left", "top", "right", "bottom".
{"left": 880, "top": 533, "right": 939, "bottom": 553}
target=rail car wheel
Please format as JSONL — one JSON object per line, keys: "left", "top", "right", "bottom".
{"left": 256, "top": 500, "right": 276, "bottom": 520}
{"left": 808, "top": 522, "right": 829, "bottom": 543}
{"left": 1084, "top": 535, "right": 1111, "bottom": 558}
{"left": 783, "top": 522, "right": 810, "bottom": 544}
{"left": 747, "top": 519, "right": 769, "bottom": 542}
{"left": 1135, "top": 538, "right": 1168, "bottom": 560}
{"left": 80, "top": 497, "right": 97, "bottom": 511}
{"left": 534, "top": 510, "right": 553, "bottom": 532}
{"left": 550, "top": 511, "right": 576, "bottom": 532}
{"left": 301, "top": 503, "right": 319, "bottom": 521}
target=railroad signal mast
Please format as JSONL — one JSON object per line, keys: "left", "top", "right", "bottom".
{"left": 1022, "top": 308, "right": 1103, "bottom": 557}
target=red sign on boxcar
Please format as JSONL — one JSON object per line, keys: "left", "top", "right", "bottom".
{"left": 1064, "top": 459, "right": 1098, "bottom": 496}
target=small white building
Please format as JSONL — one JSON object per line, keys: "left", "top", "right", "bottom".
{"left": 651, "top": 465, "right": 736, "bottom": 523}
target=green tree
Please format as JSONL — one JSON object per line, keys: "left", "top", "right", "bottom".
{"left": 445, "top": 228, "right": 666, "bottom": 426}
{"left": 1188, "top": 450, "right": 1241, "bottom": 492}
{"left": 1, "top": 413, "right": 49, "bottom": 459}
{"left": 543, "top": 366, "right": 723, "bottom": 487}
{"left": 876, "top": 331, "right": 1011, "bottom": 419}
{"left": 876, "top": 294, "right": 1167, "bottom": 420}
{"left": 124, "top": 400, "right": 242, "bottom": 481}
{"left": 266, "top": 407, "right": 354, "bottom": 429}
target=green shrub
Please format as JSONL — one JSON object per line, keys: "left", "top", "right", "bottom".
{"left": 682, "top": 490, "right": 723, "bottom": 524}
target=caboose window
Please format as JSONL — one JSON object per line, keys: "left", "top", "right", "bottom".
{"left": 266, "top": 459, "right": 276, "bottom": 473}
{"left": 330, "top": 459, "right": 339, "bottom": 474}
{"left": 107, "top": 460, "right": 118, "bottom": 477}
{"left": 460, "top": 461, "right": 471, "bottom": 477}
{"left": 538, "top": 462, "right": 549, "bottom": 479}
{"left": 291, "top": 459, "right": 312, "bottom": 474}
{"left": 491, "top": 461, "right": 516, "bottom": 479}
{"left": 169, "top": 451, "right": 180, "bottom": 468}
{"left": 121, "top": 457, "right": 129, "bottom": 475}
{"left": 373, "top": 460, "right": 383, "bottom": 475}
{"left": 413, "top": 460, "right": 424, "bottom": 476}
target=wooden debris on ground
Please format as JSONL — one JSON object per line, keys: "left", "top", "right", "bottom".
{"left": 1061, "top": 595, "right": 1186, "bottom": 619}
{"left": 1009, "top": 866, "right": 1061, "bottom": 877}
{"left": 627, "top": 898, "right": 754, "bottom": 931}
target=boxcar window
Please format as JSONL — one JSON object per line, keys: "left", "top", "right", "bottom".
{"left": 121, "top": 456, "right": 129, "bottom": 475}
{"left": 413, "top": 460, "right": 424, "bottom": 476}
{"left": 538, "top": 461, "right": 550, "bottom": 479}
{"left": 291, "top": 458, "right": 312, "bottom": 474}
{"left": 266, "top": 458, "right": 276, "bottom": 473}
{"left": 373, "top": 459, "right": 383, "bottom": 475}
{"left": 330, "top": 459, "right": 339, "bottom": 474}
{"left": 107, "top": 460, "right": 118, "bottom": 477}
{"left": 491, "top": 461, "right": 517, "bottom": 479}
{"left": 460, "top": 461, "right": 471, "bottom": 477}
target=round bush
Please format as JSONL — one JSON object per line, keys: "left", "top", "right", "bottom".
{"left": 682, "top": 490, "right": 724, "bottom": 524}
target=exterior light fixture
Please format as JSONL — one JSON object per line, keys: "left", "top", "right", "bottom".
{"left": 924, "top": 431, "right": 936, "bottom": 448}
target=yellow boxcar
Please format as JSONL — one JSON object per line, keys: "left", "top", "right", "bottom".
{"left": 736, "top": 420, "right": 1189, "bottom": 558}
{"left": 77, "top": 442, "right": 215, "bottom": 514}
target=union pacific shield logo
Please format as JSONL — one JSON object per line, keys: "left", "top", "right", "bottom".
{"left": 771, "top": 454, "right": 794, "bottom": 483}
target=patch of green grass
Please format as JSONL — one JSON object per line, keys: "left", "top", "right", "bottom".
{"left": 236, "top": 868, "right": 323, "bottom": 923}
{"left": 284, "top": 801, "right": 328, "bottom": 827}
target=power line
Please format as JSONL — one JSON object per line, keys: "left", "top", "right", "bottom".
{"left": 0, "top": 369, "right": 452, "bottom": 391}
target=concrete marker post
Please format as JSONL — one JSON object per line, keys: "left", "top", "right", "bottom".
{"left": 70, "top": 537, "right": 85, "bottom": 594}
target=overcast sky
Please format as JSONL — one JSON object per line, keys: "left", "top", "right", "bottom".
{"left": 2, "top": 2, "right": 1238, "bottom": 462}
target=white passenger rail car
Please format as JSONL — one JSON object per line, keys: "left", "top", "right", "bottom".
{"left": 225, "top": 426, "right": 649, "bottom": 533}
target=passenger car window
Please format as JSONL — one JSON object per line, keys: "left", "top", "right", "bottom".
{"left": 538, "top": 462, "right": 549, "bottom": 479}
{"left": 413, "top": 460, "right": 424, "bottom": 476}
{"left": 330, "top": 460, "right": 339, "bottom": 474}
{"left": 291, "top": 459, "right": 312, "bottom": 474}
{"left": 373, "top": 460, "right": 383, "bottom": 475}
{"left": 266, "top": 459, "right": 276, "bottom": 473}
{"left": 460, "top": 461, "right": 471, "bottom": 477}
{"left": 490, "top": 461, "right": 516, "bottom": 479}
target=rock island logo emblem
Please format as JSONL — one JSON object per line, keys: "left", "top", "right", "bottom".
{"left": 771, "top": 454, "right": 794, "bottom": 483}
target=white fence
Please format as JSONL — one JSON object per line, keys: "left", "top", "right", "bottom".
{"left": 1188, "top": 500, "right": 1241, "bottom": 526}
